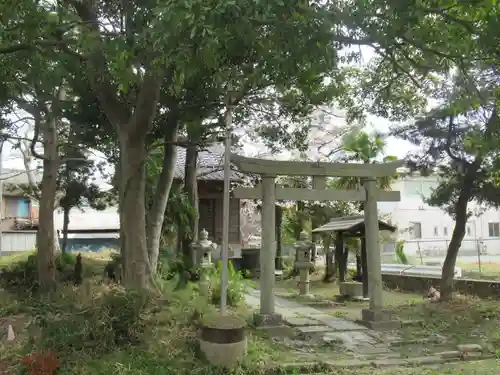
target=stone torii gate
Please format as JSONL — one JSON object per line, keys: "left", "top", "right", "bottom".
{"left": 232, "top": 154, "right": 403, "bottom": 329}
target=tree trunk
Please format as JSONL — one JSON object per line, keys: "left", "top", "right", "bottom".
{"left": 146, "top": 127, "right": 178, "bottom": 272}
{"left": 440, "top": 191, "right": 470, "bottom": 301}
{"left": 61, "top": 206, "right": 70, "bottom": 253}
{"left": 119, "top": 132, "right": 154, "bottom": 289}
{"left": 181, "top": 143, "right": 198, "bottom": 269}
{"left": 37, "top": 119, "right": 58, "bottom": 292}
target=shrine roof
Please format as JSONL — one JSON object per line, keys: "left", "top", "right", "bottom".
{"left": 312, "top": 215, "right": 396, "bottom": 234}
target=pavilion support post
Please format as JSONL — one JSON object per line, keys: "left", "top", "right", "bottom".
{"left": 337, "top": 232, "right": 346, "bottom": 282}
{"left": 361, "top": 178, "right": 401, "bottom": 330}
{"left": 360, "top": 237, "right": 369, "bottom": 298}
{"left": 254, "top": 175, "right": 282, "bottom": 326}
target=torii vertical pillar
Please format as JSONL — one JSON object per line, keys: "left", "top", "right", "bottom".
{"left": 255, "top": 175, "right": 282, "bottom": 326}
{"left": 361, "top": 178, "right": 401, "bottom": 330}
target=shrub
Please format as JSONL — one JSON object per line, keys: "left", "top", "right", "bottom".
{"left": 55, "top": 252, "right": 76, "bottom": 271}
{"left": 37, "top": 286, "right": 149, "bottom": 354}
{"left": 346, "top": 268, "right": 357, "bottom": 280}
{"left": 0, "top": 252, "right": 82, "bottom": 292}
{"left": 209, "top": 260, "right": 247, "bottom": 307}
{"left": 0, "top": 254, "right": 38, "bottom": 291}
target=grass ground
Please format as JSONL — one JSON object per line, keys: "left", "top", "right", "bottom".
{"left": 459, "top": 262, "right": 500, "bottom": 280}
{"left": 0, "top": 251, "right": 35, "bottom": 268}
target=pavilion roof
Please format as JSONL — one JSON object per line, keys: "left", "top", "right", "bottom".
{"left": 312, "top": 215, "right": 396, "bottom": 234}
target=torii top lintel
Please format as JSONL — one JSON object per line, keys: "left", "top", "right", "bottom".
{"left": 230, "top": 154, "right": 404, "bottom": 178}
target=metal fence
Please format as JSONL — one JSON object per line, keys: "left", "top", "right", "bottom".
{"left": 382, "top": 238, "right": 500, "bottom": 256}
{"left": 381, "top": 238, "right": 500, "bottom": 276}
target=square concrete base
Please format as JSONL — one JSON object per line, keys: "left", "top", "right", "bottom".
{"left": 359, "top": 308, "right": 402, "bottom": 331}
{"left": 339, "top": 282, "right": 363, "bottom": 298}
{"left": 253, "top": 312, "right": 283, "bottom": 327}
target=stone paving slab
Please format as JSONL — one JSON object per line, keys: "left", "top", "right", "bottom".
{"left": 312, "top": 314, "right": 368, "bottom": 331}
{"left": 355, "top": 345, "right": 392, "bottom": 355}
{"left": 296, "top": 325, "right": 333, "bottom": 334}
{"left": 286, "top": 317, "right": 320, "bottom": 327}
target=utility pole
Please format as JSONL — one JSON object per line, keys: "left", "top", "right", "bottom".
{"left": 220, "top": 91, "right": 234, "bottom": 315}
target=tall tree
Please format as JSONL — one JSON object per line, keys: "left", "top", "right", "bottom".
{"left": 393, "top": 65, "right": 499, "bottom": 300}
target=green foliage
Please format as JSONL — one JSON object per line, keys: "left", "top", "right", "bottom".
{"left": 337, "top": 130, "right": 399, "bottom": 191}
{"left": 395, "top": 241, "right": 409, "bottom": 265}
{"left": 55, "top": 252, "right": 77, "bottom": 268}
{"left": 157, "top": 255, "right": 186, "bottom": 281}
{"left": 35, "top": 286, "right": 149, "bottom": 354}
{"left": 209, "top": 260, "right": 247, "bottom": 307}
{"left": 346, "top": 267, "right": 357, "bottom": 281}
{"left": 146, "top": 169, "right": 195, "bottom": 244}
{"left": 394, "top": 65, "right": 500, "bottom": 218}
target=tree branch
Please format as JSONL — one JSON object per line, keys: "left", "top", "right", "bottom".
{"left": 65, "top": 0, "right": 130, "bottom": 128}
{"left": 128, "top": 68, "right": 165, "bottom": 139}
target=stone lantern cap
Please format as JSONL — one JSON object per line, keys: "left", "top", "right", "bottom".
{"left": 295, "top": 230, "right": 314, "bottom": 267}
{"left": 193, "top": 229, "right": 217, "bottom": 250}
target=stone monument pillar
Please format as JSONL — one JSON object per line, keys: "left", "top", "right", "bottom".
{"left": 255, "top": 175, "right": 282, "bottom": 326}
{"left": 361, "top": 178, "right": 401, "bottom": 330}
{"left": 295, "top": 230, "right": 314, "bottom": 297}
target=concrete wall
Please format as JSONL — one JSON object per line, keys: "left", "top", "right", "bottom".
{"left": 0, "top": 231, "right": 37, "bottom": 254}
{"left": 382, "top": 274, "right": 500, "bottom": 299}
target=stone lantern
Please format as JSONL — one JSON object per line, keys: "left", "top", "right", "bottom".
{"left": 191, "top": 229, "right": 217, "bottom": 296}
{"left": 295, "top": 230, "right": 314, "bottom": 297}
{"left": 191, "top": 229, "right": 217, "bottom": 268}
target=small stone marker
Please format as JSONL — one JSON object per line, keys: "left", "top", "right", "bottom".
{"left": 198, "top": 314, "right": 247, "bottom": 367}
{"left": 7, "top": 324, "right": 15, "bottom": 341}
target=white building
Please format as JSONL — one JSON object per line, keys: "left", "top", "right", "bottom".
{"left": 378, "top": 173, "right": 500, "bottom": 258}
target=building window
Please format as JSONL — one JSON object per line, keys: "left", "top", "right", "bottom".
{"left": 466, "top": 226, "right": 471, "bottom": 236}
{"left": 409, "top": 222, "right": 422, "bottom": 239}
{"left": 488, "top": 222, "right": 500, "bottom": 237}
{"left": 443, "top": 227, "right": 448, "bottom": 236}
{"left": 4, "top": 197, "right": 26, "bottom": 218}
{"left": 433, "top": 226, "right": 438, "bottom": 236}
